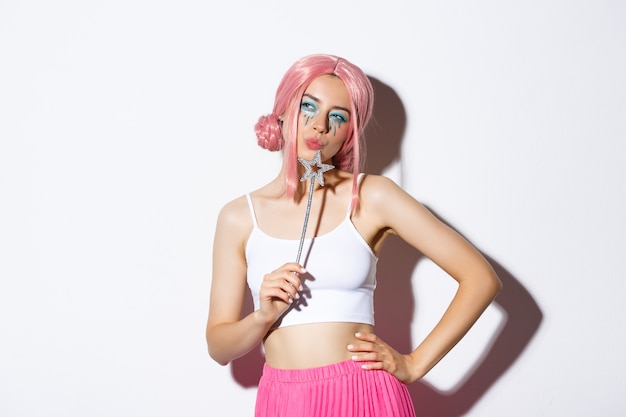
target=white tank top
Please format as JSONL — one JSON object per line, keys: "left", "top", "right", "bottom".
{"left": 245, "top": 191, "right": 377, "bottom": 328}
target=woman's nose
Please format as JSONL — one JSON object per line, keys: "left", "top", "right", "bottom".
{"left": 312, "top": 115, "right": 329, "bottom": 133}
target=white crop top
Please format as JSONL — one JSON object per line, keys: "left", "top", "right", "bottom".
{"left": 245, "top": 192, "right": 377, "bottom": 328}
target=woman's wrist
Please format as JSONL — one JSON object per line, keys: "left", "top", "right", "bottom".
{"left": 407, "top": 350, "right": 435, "bottom": 382}
{"left": 253, "top": 308, "right": 276, "bottom": 328}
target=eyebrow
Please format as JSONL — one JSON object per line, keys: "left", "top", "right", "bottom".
{"left": 302, "top": 93, "right": 351, "bottom": 114}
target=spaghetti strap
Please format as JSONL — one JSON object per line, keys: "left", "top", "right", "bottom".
{"left": 245, "top": 194, "right": 258, "bottom": 228}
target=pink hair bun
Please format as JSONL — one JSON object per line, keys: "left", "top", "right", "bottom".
{"left": 255, "top": 114, "right": 284, "bottom": 151}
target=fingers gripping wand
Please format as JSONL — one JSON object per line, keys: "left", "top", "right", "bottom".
{"left": 295, "top": 150, "right": 335, "bottom": 264}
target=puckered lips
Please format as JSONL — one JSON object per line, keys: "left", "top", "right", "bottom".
{"left": 305, "top": 138, "right": 322, "bottom": 150}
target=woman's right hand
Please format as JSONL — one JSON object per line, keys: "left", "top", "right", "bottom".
{"left": 257, "top": 262, "right": 305, "bottom": 324}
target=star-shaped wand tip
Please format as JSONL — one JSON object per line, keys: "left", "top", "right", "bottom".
{"left": 298, "top": 150, "right": 335, "bottom": 186}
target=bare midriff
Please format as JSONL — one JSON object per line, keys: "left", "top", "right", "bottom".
{"left": 263, "top": 322, "right": 374, "bottom": 369}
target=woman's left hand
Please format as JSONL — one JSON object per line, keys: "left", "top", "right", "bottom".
{"left": 347, "top": 332, "right": 422, "bottom": 384}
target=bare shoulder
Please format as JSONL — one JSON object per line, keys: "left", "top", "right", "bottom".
{"left": 359, "top": 174, "right": 411, "bottom": 206}
{"left": 215, "top": 195, "right": 253, "bottom": 243}
{"left": 358, "top": 173, "right": 434, "bottom": 233}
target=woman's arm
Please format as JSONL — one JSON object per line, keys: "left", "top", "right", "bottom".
{"left": 206, "top": 198, "right": 305, "bottom": 366}
{"left": 205, "top": 199, "right": 268, "bottom": 365}
{"left": 351, "top": 175, "right": 502, "bottom": 382}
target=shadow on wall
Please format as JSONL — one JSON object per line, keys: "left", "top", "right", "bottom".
{"left": 230, "top": 77, "right": 543, "bottom": 417}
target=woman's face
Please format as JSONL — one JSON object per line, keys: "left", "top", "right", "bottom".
{"left": 296, "top": 74, "right": 351, "bottom": 162}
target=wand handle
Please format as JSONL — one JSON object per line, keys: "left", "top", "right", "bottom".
{"left": 295, "top": 178, "right": 315, "bottom": 264}
{"left": 295, "top": 150, "right": 334, "bottom": 265}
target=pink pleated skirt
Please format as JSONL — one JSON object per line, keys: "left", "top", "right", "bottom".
{"left": 255, "top": 360, "right": 416, "bottom": 417}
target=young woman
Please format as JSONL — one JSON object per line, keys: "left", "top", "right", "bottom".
{"left": 206, "top": 54, "right": 502, "bottom": 417}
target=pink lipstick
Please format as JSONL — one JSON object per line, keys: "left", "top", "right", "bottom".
{"left": 305, "top": 138, "right": 322, "bottom": 150}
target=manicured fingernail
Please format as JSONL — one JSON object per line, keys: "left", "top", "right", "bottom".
{"left": 355, "top": 332, "right": 361, "bottom": 337}
{"left": 347, "top": 344, "right": 354, "bottom": 350}
{"left": 301, "top": 268, "right": 307, "bottom": 273}
{"left": 351, "top": 355, "right": 358, "bottom": 360}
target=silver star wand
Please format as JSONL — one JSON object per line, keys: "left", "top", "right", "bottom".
{"left": 295, "top": 150, "right": 334, "bottom": 264}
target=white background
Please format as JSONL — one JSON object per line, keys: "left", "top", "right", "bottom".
{"left": 1, "top": 1, "right": 625, "bottom": 416}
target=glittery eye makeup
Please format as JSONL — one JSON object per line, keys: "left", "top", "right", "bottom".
{"left": 300, "top": 100, "right": 318, "bottom": 126}
{"left": 329, "top": 111, "right": 348, "bottom": 135}
{"left": 300, "top": 95, "right": 350, "bottom": 135}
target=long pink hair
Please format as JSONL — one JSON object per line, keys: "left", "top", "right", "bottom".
{"left": 255, "top": 54, "right": 374, "bottom": 209}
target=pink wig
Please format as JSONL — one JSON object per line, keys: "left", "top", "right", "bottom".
{"left": 255, "top": 54, "right": 374, "bottom": 208}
